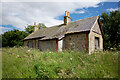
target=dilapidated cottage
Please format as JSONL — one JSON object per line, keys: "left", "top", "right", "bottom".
{"left": 24, "top": 11, "right": 103, "bottom": 54}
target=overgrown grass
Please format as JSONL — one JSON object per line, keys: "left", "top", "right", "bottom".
{"left": 0, "top": 48, "right": 2, "bottom": 79}
{"left": 2, "top": 47, "right": 119, "bottom": 78}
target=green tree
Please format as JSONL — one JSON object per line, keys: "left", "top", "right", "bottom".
{"left": 2, "top": 29, "right": 28, "bottom": 47}
{"left": 100, "top": 11, "right": 120, "bottom": 50}
{"left": 25, "top": 23, "right": 46, "bottom": 34}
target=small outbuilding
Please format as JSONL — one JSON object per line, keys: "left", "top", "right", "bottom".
{"left": 24, "top": 11, "right": 104, "bottom": 54}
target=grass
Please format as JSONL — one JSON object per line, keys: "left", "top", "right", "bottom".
{"left": 0, "top": 48, "right": 2, "bottom": 79}
{"left": 2, "top": 47, "right": 119, "bottom": 78}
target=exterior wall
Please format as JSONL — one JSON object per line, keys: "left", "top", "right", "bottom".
{"left": 36, "top": 40, "right": 39, "bottom": 49}
{"left": 58, "top": 39, "right": 63, "bottom": 51}
{"left": 92, "top": 21, "right": 101, "bottom": 34}
{"left": 24, "top": 40, "right": 34, "bottom": 48}
{"left": 64, "top": 32, "right": 88, "bottom": 52}
{"left": 24, "top": 40, "right": 28, "bottom": 47}
{"left": 38, "top": 39, "right": 57, "bottom": 52}
{"left": 89, "top": 21, "right": 103, "bottom": 54}
{"left": 89, "top": 31, "right": 103, "bottom": 54}
{"left": 24, "top": 39, "right": 39, "bottom": 49}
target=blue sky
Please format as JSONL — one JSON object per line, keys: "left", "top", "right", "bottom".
{"left": 0, "top": 1, "right": 119, "bottom": 34}
{"left": 56, "top": 2, "right": 118, "bottom": 21}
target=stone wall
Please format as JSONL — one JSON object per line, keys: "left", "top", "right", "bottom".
{"left": 58, "top": 39, "right": 64, "bottom": 51}
{"left": 89, "top": 31, "right": 103, "bottom": 54}
{"left": 24, "top": 39, "right": 39, "bottom": 49}
{"left": 24, "top": 40, "right": 33, "bottom": 48}
{"left": 64, "top": 32, "right": 88, "bottom": 52}
{"left": 24, "top": 39, "right": 57, "bottom": 51}
{"left": 24, "top": 40, "right": 28, "bottom": 47}
{"left": 39, "top": 39, "right": 57, "bottom": 52}
{"left": 89, "top": 21, "right": 103, "bottom": 54}
{"left": 92, "top": 20, "right": 101, "bottom": 34}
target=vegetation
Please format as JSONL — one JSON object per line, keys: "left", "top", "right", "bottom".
{"left": 2, "top": 29, "right": 28, "bottom": 47}
{"left": 1, "top": 23, "right": 46, "bottom": 47}
{"left": 1, "top": 11, "right": 120, "bottom": 78}
{"left": 100, "top": 11, "right": 120, "bottom": 50}
{"left": 0, "top": 35, "right": 2, "bottom": 48}
{"left": 25, "top": 23, "right": 46, "bottom": 34}
{"left": 1, "top": 11, "right": 120, "bottom": 50}
{"left": 2, "top": 47, "right": 119, "bottom": 78}
{"left": 0, "top": 49, "right": 1, "bottom": 79}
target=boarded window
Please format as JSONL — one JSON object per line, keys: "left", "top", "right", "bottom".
{"left": 39, "top": 40, "right": 55, "bottom": 51}
{"left": 46, "top": 41, "right": 54, "bottom": 51}
{"left": 39, "top": 41, "right": 42, "bottom": 51}
{"left": 95, "top": 37, "right": 99, "bottom": 49}
{"left": 28, "top": 41, "right": 33, "bottom": 48}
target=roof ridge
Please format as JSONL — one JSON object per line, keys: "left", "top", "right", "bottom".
{"left": 35, "top": 23, "right": 65, "bottom": 32}
{"left": 24, "top": 16, "right": 99, "bottom": 40}
{"left": 70, "top": 16, "right": 98, "bottom": 23}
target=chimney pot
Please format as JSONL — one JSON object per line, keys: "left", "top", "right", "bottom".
{"left": 34, "top": 22, "right": 36, "bottom": 27}
{"left": 65, "top": 11, "right": 68, "bottom": 16}
{"left": 64, "top": 11, "right": 71, "bottom": 24}
{"left": 67, "top": 12, "right": 69, "bottom": 16}
{"left": 34, "top": 22, "right": 38, "bottom": 32}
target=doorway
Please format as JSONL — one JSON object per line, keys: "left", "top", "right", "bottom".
{"left": 95, "top": 37, "right": 99, "bottom": 49}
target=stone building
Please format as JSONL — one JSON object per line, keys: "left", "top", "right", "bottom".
{"left": 24, "top": 11, "right": 104, "bottom": 54}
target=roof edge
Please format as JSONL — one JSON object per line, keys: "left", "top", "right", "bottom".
{"left": 90, "top": 16, "right": 99, "bottom": 32}
{"left": 70, "top": 16, "right": 99, "bottom": 24}
{"left": 24, "top": 36, "right": 45, "bottom": 41}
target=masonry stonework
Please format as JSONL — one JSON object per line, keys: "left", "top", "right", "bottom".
{"left": 89, "top": 20, "right": 103, "bottom": 54}
{"left": 38, "top": 39, "right": 57, "bottom": 51}
{"left": 92, "top": 20, "right": 101, "bottom": 34}
{"left": 64, "top": 32, "right": 87, "bottom": 51}
{"left": 24, "top": 15, "right": 103, "bottom": 54}
{"left": 24, "top": 40, "right": 28, "bottom": 47}
{"left": 24, "top": 40, "right": 34, "bottom": 48}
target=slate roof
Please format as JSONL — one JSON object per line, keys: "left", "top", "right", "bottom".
{"left": 24, "top": 16, "right": 99, "bottom": 40}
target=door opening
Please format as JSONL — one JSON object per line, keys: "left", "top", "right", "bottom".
{"left": 95, "top": 37, "right": 99, "bottom": 49}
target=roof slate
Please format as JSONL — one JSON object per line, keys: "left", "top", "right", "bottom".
{"left": 24, "top": 16, "right": 98, "bottom": 40}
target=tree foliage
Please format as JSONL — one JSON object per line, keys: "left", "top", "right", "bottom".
{"left": 100, "top": 11, "right": 120, "bottom": 50}
{"left": 25, "top": 23, "right": 46, "bottom": 34}
{"left": 2, "top": 23, "right": 46, "bottom": 47}
{"left": 2, "top": 29, "right": 28, "bottom": 47}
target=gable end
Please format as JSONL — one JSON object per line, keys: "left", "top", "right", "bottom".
{"left": 91, "top": 17, "right": 104, "bottom": 38}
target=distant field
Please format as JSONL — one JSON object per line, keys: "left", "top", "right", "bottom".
{"left": 2, "top": 47, "right": 119, "bottom": 78}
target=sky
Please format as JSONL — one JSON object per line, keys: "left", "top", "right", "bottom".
{"left": 0, "top": 0, "right": 119, "bottom": 34}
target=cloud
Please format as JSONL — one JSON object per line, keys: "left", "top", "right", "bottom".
{"left": 1, "top": 0, "right": 120, "bottom": 2}
{"left": 1, "top": 0, "right": 118, "bottom": 31}
{"left": 74, "top": 10, "right": 85, "bottom": 14}
{"left": 106, "top": 8, "right": 118, "bottom": 12}
{"left": 2, "top": 2, "right": 102, "bottom": 30}
{"left": 0, "top": 27, "right": 11, "bottom": 29}
{"left": 0, "top": 27, "right": 11, "bottom": 34}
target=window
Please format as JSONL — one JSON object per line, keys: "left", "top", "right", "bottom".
{"left": 39, "top": 41, "right": 42, "bottom": 51}
{"left": 95, "top": 37, "right": 99, "bottom": 49}
{"left": 28, "top": 41, "right": 33, "bottom": 48}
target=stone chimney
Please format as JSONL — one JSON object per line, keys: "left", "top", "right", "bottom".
{"left": 34, "top": 22, "right": 39, "bottom": 32}
{"left": 64, "top": 11, "right": 71, "bottom": 24}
